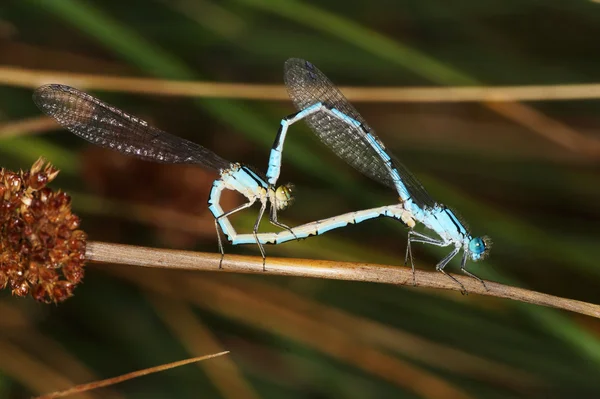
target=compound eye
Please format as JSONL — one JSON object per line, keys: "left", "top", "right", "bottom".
{"left": 275, "top": 186, "right": 289, "bottom": 201}
{"left": 275, "top": 183, "right": 294, "bottom": 200}
{"left": 275, "top": 183, "right": 295, "bottom": 210}
{"left": 469, "top": 237, "right": 485, "bottom": 255}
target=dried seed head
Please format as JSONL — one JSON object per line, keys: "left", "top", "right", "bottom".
{"left": 0, "top": 157, "right": 87, "bottom": 303}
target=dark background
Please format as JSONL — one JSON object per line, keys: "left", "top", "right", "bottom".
{"left": 1, "top": 1, "right": 600, "bottom": 398}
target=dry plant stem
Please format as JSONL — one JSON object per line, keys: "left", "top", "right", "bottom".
{"left": 484, "top": 101, "right": 595, "bottom": 155}
{"left": 34, "top": 351, "right": 229, "bottom": 399}
{"left": 0, "top": 116, "right": 57, "bottom": 138}
{"left": 5, "top": 65, "right": 600, "bottom": 103}
{"left": 86, "top": 241, "right": 600, "bottom": 319}
{"left": 3, "top": 66, "right": 598, "bottom": 155}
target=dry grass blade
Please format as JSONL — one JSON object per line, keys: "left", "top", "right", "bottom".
{"left": 34, "top": 351, "right": 230, "bottom": 399}
{"left": 0, "top": 116, "right": 58, "bottom": 137}
{"left": 5, "top": 65, "right": 600, "bottom": 103}
{"left": 485, "top": 101, "right": 600, "bottom": 156}
{"left": 2, "top": 65, "right": 598, "bottom": 155}
{"left": 0, "top": 66, "right": 284, "bottom": 99}
{"left": 85, "top": 241, "right": 600, "bottom": 319}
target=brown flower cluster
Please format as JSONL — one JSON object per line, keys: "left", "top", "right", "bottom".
{"left": 0, "top": 158, "right": 86, "bottom": 303}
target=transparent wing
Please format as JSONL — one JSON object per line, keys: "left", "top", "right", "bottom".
{"left": 284, "top": 58, "right": 436, "bottom": 209}
{"left": 33, "top": 84, "right": 232, "bottom": 171}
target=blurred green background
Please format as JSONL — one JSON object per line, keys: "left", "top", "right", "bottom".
{"left": 1, "top": 0, "right": 600, "bottom": 398}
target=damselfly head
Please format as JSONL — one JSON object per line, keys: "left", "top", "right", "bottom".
{"left": 275, "top": 183, "right": 295, "bottom": 210}
{"left": 467, "top": 235, "right": 492, "bottom": 261}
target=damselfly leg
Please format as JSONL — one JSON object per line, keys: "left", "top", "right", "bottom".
{"left": 434, "top": 247, "right": 466, "bottom": 294}
{"left": 405, "top": 230, "right": 447, "bottom": 286}
{"left": 405, "top": 230, "right": 470, "bottom": 294}
{"left": 269, "top": 206, "right": 298, "bottom": 240}
{"left": 252, "top": 201, "right": 268, "bottom": 270}
{"left": 215, "top": 199, "right": 257, "bottom": 268}
{"left": 460, "top": 251, "right": 488, "bottom": 291}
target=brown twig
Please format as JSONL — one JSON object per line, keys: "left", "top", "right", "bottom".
{"left": 4, "top": 65, "right": 600, "bottom": 103}
{"left": 85, "top": 241, "right": 600, "bottom": 319}
{"left": 34, "top": 351, "right": 229, "bottom": 399}
{"left": 0, "top": 115, "right": 57, "bottom": 138}
{"left": 484, "top": 101, "right": 599, "bottom": 155}
{"left": 3, "top": 65, "right": 599, "bottom": 156}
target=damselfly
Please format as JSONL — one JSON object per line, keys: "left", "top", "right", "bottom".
{"left": 263, "top": 59, "right": 491, "bottom": 292}
{"left": 32, "top": 84, "right": 402, "bottom": 270}
{"left": 32, "top": 84, "right": 297, "bottom": 266}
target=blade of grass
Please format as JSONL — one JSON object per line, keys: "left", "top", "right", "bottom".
{"left": 34, "top": 352, "right": 230, "bottom": 399}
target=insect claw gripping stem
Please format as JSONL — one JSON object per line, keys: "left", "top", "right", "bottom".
{"left": 463, "top": 268, "right": 489, "bottom": 291}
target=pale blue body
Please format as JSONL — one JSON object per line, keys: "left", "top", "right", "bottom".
{"left": 226, "top": 99, "right": 488, "bottom": 291}
{"left": 208, "top": 102, "right": 415, "bottom": 250}
{"left": 207, "top": 164, "right": 268, "bottom": 244}
{"left": 204, "top": 101, "right": 391, "bottom": 247}
{"left": 35, "top": 81, "right": 489, "bottom": 285}
{"left": 212, "top": 102, "right": 473, "bottom": 252}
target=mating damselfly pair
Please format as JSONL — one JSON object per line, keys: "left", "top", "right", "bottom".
{"left": 33, "top": 58, "right": 490, "bottom": 293}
